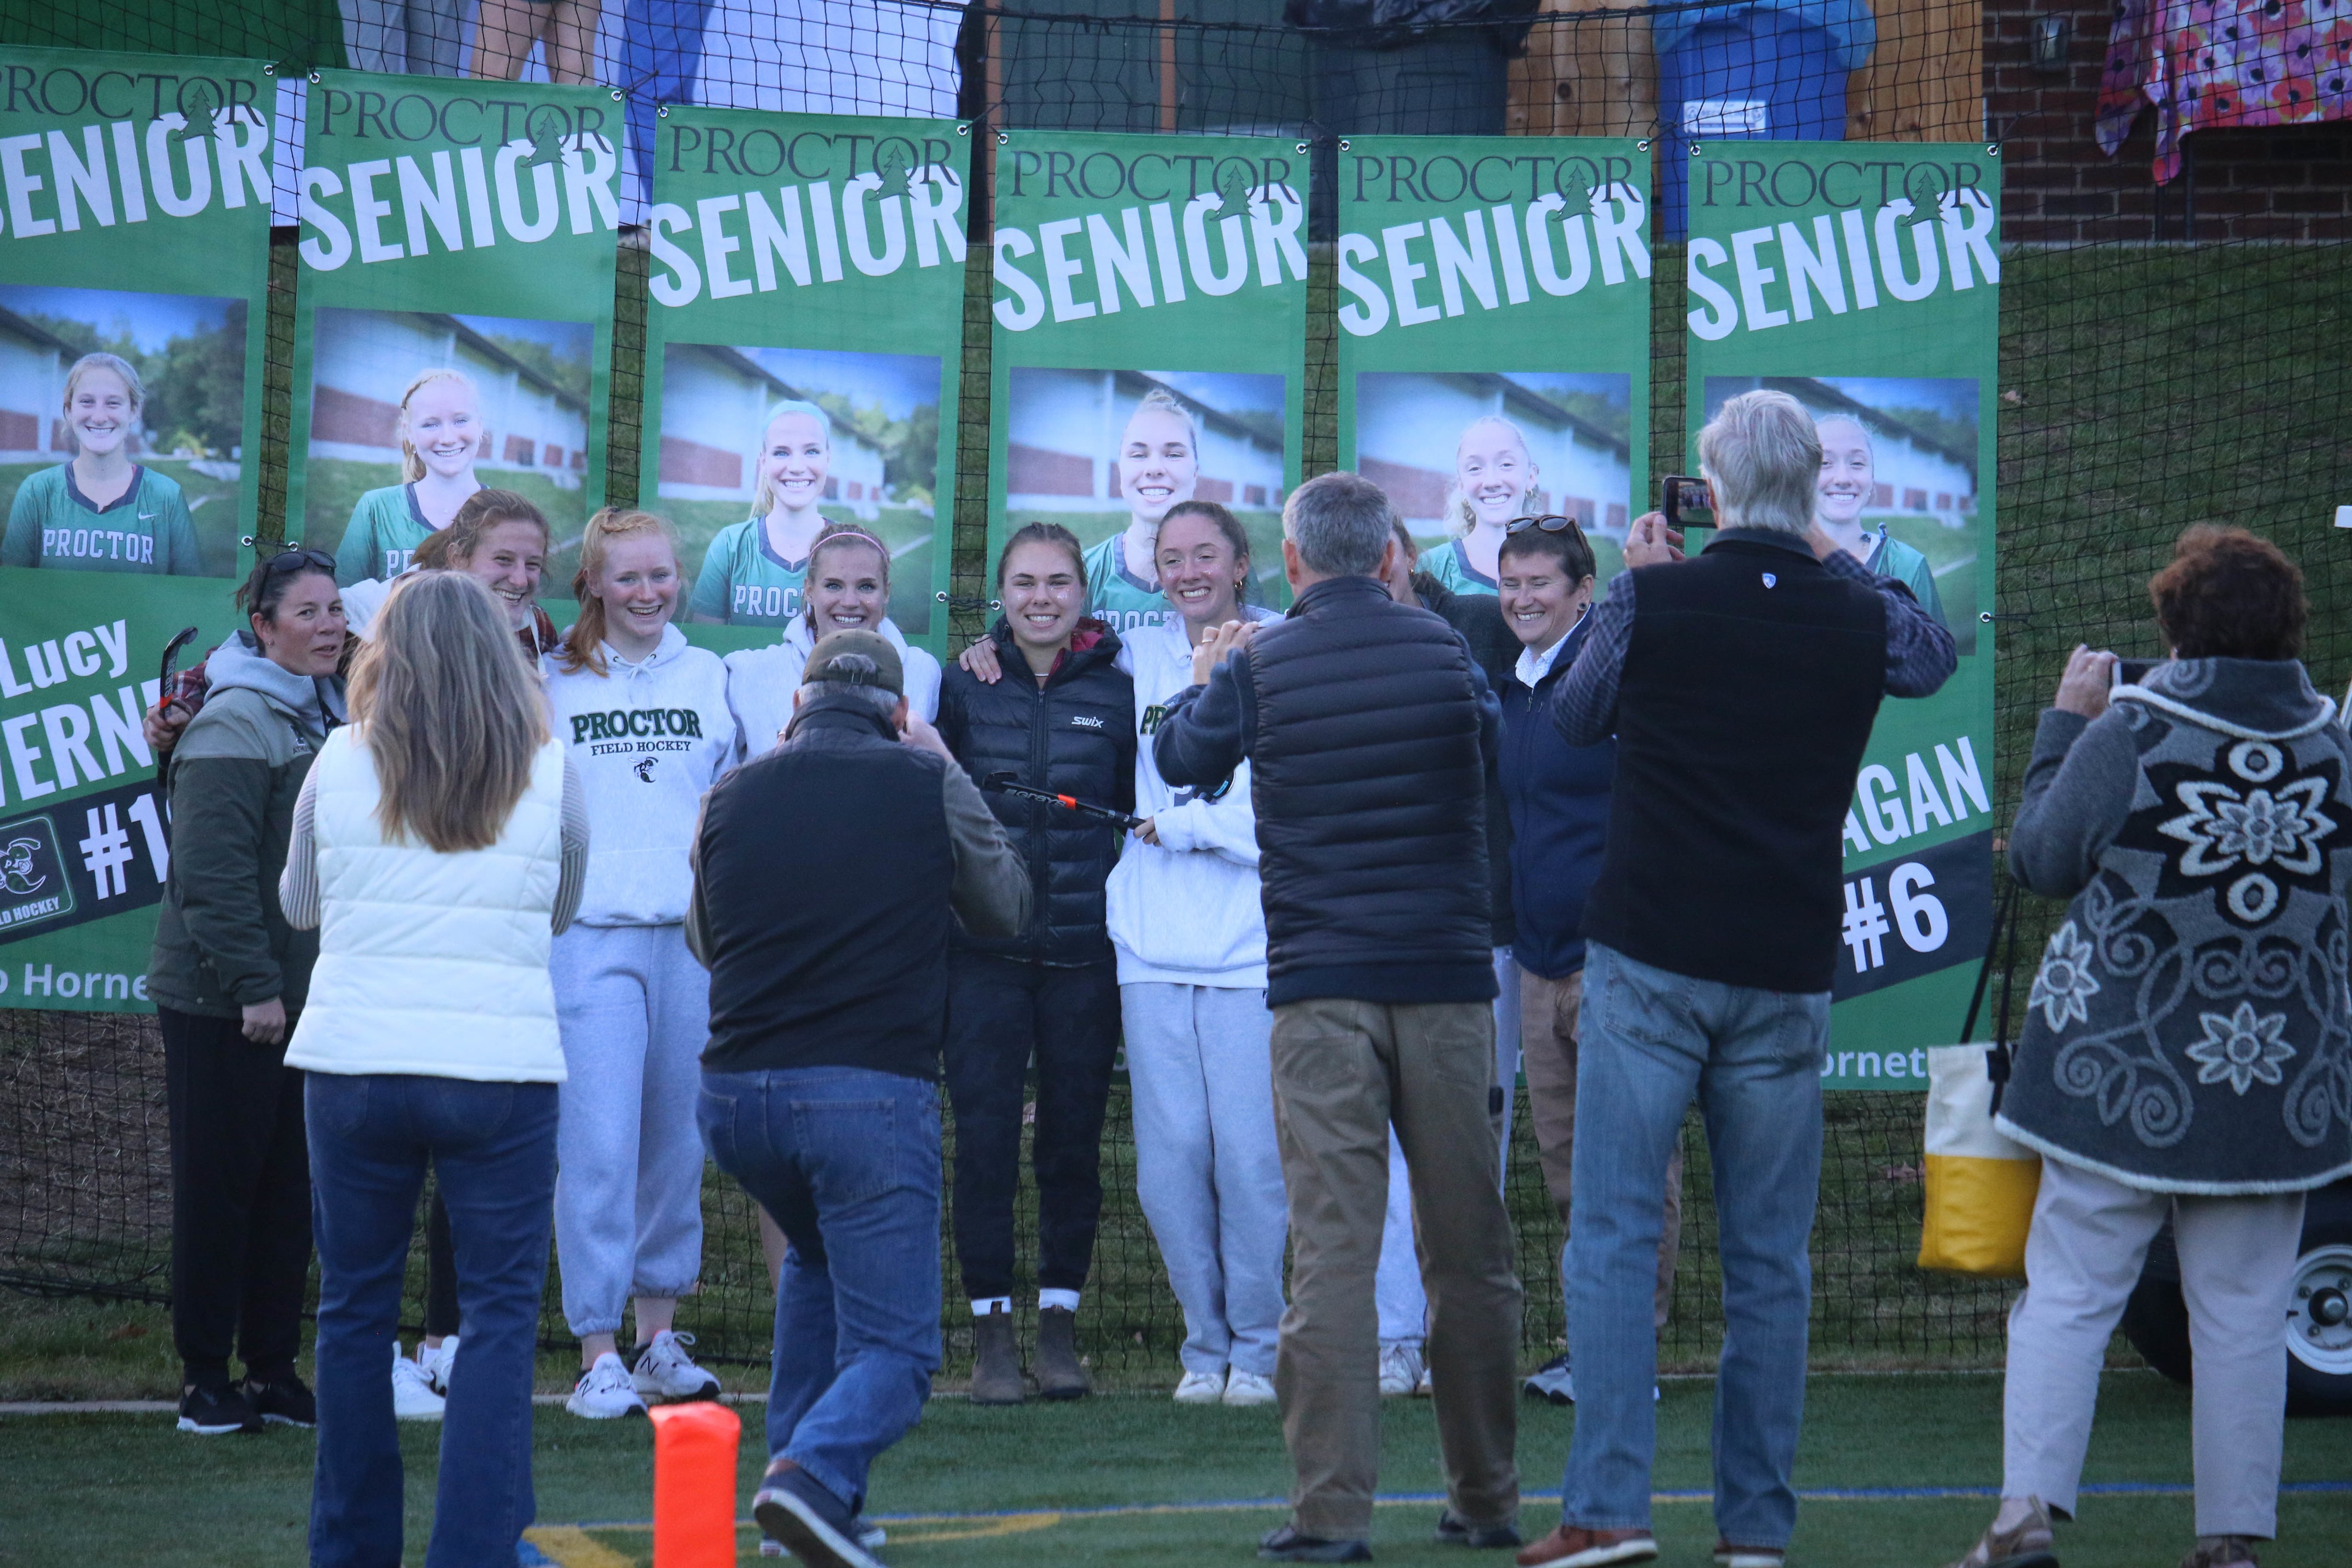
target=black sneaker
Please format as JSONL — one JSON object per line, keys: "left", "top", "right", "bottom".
{"left": 241, "top": 1370, "right": 317, "bottom": 1428}
{"left": 1435, "top": 1510, "right": 1523, "bottom": 1549}
{"left": 752, "top": 1459, "right": 882, "bottom": 1568}
{"left": 177, "top": 1381, "right": 263, "bottom": 1435}
{"left": 1258, "top": 1523, "right": 1373, "bottom": 1562}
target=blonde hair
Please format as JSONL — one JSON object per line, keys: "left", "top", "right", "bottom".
{"left": 1125, "top": 387, "right": 1201, "bottom": 459}
{"left": 560, "top": 507, "right": 678, "bottom": 676}
{"left": 1447, "top": 415, "right": 1535, "bottom": 536}
{"left": 751, "top": 400, "right": 831, "bottom": 521}
{"left": 396, "top": 367, "right": 480, "bottom": 484}
{"left": 64, "top": 352, "right": 144, "bottom": 415}
{"left": 346, "top": 572, "right": 547, "bottom": 854}
{"left": 809, "top": 521, "right": 890, "bottom": 584}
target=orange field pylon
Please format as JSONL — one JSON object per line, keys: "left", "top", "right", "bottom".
{"left": 649, "top": 1400, "right": 741, "bottom": 1568}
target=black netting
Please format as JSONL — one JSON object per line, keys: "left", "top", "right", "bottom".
{"left": 3, "top": 0, "right": 2348, "bottom": 1381}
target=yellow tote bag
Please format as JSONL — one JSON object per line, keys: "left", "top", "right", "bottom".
{"left": 1917, "top": 1044, "right": 2041, "bottom": 1278}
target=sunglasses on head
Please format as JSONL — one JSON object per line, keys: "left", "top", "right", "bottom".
{"left": 1505, "top": 514, "right": 1588, "bottom": 537}
{"left": 262, "top": 547, "right": 336, "bottom": 579}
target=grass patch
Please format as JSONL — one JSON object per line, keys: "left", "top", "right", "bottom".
{"left": 0, "top": 1373, "right": 2346, "bottom": 1567}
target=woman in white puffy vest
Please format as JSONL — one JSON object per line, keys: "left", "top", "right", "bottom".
{"left": 282, "top": 570, "right": 586, "bottom": 1568}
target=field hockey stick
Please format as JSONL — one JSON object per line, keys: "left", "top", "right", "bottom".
{"left": 982, "top": 771, "right": 1147, "bottom": 832}
{"left": 154, "top": 623, "right": 199, "bottom": 804}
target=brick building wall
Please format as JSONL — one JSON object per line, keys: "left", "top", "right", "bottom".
{"left": 1985, "top": 0, "right": 2352, "bottom": 241}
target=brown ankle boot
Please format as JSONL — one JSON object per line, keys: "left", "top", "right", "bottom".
{"left": 969, "top": 1305, "right": 1024, "bottom": 1405}
{"left": 1035, "top": 1306, "right": 1090, "bottom": 1400}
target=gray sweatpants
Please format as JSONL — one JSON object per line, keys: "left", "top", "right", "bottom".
{"left": 2004, "top": 1157, "right": 2306, "bottom": 1538}
{"left": 552, "top": 922, "right": 711, "bottom": 1338}
{"left": 1123, "top": 981, "right": 1289, "bottom": 1379}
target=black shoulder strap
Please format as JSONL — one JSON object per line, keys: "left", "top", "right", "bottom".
{"left": 1957, "top": 876, "right": 2025, "bottom": 1113}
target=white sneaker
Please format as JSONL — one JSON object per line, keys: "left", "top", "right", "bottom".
{"left": 391, "top": 1345, "right": 445, "bottom": 1422}
{"left": 1377, "top": 1342, "right": 1425, "bottom": 1398}
{"left": 566, "top": 1352, "right": 648, "bottom": 1419}
{"left": 1414, "top": 1363, "right": 1434, "bottom": 1397}
{"left": 417, "top": 1336, "right": 458, "bottom": 1396}
{"left": 1222, "top": 1370, "right": 1278, "bottom": 1407}
{"left": 632, "top": 1330, "right": 723, "bottom": 1402}
{"left": 1173, "top": 1368, "right": 1227, "bottom": 1404}
{"left": 758, "top": 1522, "right": 887, "bottom": 1558}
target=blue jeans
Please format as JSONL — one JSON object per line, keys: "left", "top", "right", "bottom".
{"left": 1560, "top": 943, "right": 1827, "bottom": 1550}
{"left": 305, "top": 1073, "right": 558, "bottom": 1568}
{"left": 698, "top": 1066, "right": 942, "bottom": 1514}
{"left": 622, "top": 0, "right": 716, "bottom": 190}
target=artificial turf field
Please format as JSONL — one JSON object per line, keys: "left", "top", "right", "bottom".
{"left": 1, "top": 1372, "right": 2346, "bottom": 1567}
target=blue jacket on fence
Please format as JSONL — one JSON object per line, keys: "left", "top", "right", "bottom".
{"left": 1500, "top": 612, "right": 1616, "bottom": 980}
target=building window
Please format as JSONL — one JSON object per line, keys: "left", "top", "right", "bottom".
{"left": 1904, "top": 487, "right": 1928, "bottom": 511}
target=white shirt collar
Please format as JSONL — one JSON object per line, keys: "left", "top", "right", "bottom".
{"left": 1515, "top": 630, "right": 1572, "bottom": 690}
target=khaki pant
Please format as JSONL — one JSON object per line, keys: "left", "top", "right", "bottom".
{"left": 1520, "top": 967, "right": 1684, "bottom": 1331}
{"left": 1269, "top": 996, "right": 1521, "bottom": 1539}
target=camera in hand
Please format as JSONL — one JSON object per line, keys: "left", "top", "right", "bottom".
{"left": 2109, "top": 657, "right": 2157, "bottom": 691}
{"left": 1662, "top": 475, "right": 1714, "bottom": 531}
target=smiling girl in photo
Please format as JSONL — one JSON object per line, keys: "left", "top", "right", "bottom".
{"left": 1422, "top": 414, "right": 1539, "bottom": 597}
{"left": 1813, "top": 413, "right": 1947, "bottom": 631}
{"left": 3, "top": 352, "right": 203, "bottom": 574}
{"left": 689, "top": 400, "right": 842, "bottom": 627}
{"left": 334, "top": 368, "right": 487, "bottom": 586}
{"left": 1080, "top": 389, "right": 1201, "bottom": 633}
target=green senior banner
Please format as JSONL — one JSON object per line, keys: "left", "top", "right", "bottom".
{"left": 1683, "top": 141, "right": 2001, "bottom": 1091}
{"left": 641, "top": 107, "right": 968, "bottom": 655}
{"left": 988, "top": 130, "right": 1308, "bottom": 630}
{"left": 290, "top": 70, "right": 621, "bottom": 592}
{"left": 0, "top": 48, "right": 277, "bottom": 1009}
{"left": 1335, "top": 136, "right": 1650, "bottom": 597}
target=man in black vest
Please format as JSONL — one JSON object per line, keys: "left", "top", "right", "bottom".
{"left": 1516, "top": 391, "right": 1956, "bottom": 1568}
{"left": 688, "top": 631, "right": 1027, "bottom": 1568}
{"left": 1157, "top": 471, "right": 1523, "bottom": 1563}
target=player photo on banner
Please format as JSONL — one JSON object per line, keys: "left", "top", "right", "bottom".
{"left": 289, "top": 70, "right": 621, "bottom": 601}
{"left": 640, "top": 106, "right": 967, "bottom": 651}
{"left": 0, "top": 49, "right": 277, "bottom": 1009}
{"left": 1353, "top": 371, "right": 1634, "bottom": 596}
{"left": 0, "top": 286, "right": 251, "bottom": 578}
{"left": 662, "top": 345, "right": 943, "bottom": 637}
{"left": 1684, "top": 141, "right": 2001, "bottom": 1087}
{"left": 1004, "top": 367, "right": 1287, "bottom": 632}
{"left": 989, "top": 130, "right": 1307, "bottom": 629}
{"left": 1334, "top": 136, "right": 1651, "bottom": 605}
{"left": 302, "top": 308, "right": 593, "bottom": 585}
{"left": 1702, "top": 374, "right": 1979, "bottom": 656}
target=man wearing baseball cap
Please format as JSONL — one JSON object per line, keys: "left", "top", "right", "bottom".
{"left": 687, "top": 629, "right": 1028, "bottom": 1568}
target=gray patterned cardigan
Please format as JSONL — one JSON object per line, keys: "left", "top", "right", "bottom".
{"left": 1999, "top": 657, "right": 2352, "bottom": 1194}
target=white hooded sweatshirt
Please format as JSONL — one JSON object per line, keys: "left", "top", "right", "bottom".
{"left": 543, "top": 625, "right": 734, "bottom": 925}
{"left": 723, "top": 613, "right": 943, "bottom": 761}
{"left": 1104, "top": 614, "right": 1269, "bottom": 989}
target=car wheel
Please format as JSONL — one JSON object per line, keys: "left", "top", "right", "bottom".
{"left": 2284, "top": 1198, "right": 2352, "bottom": 1418}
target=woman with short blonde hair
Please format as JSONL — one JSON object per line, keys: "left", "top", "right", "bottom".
{"left": 283, "top": 569, "right": 586, "bottom": 1567}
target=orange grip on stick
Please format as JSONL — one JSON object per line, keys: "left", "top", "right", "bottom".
{"left": 650, "top": 1401, "right": 741, "bottom": 1568}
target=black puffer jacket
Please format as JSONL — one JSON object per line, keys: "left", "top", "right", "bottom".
{"left": 938, "top": 618, "right": 1136, "bottom": 965}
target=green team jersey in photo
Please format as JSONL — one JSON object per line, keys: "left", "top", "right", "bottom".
{"left": 1081, "top": 532, "right": 1170, "bottom": 634}
{"left": 335, "top": 484, "right": 435, "bottom": 585}
{"left": 0, "top": 464, "right": 204, "bottom": 574}
{"left": 688, "top": 515, "right": 831, "bottom": 625}
{"left": 1866, "top": 532, "right": 1948, "bottom": 632}
{"left": 1420, "top": 538, "right": 1498, "bottom": 597}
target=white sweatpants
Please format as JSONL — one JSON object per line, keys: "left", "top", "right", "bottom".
{"left": 1377, "top": 946, "right": 1520, "bottom": 1346}
{"left": 1124, "top": 981, "right": 1289, "bottom": 1378}
{"left": 551, "top": 922, "right": 712, "bottom": 1338}
{"left": 2004, "top": 1157, "right": 2306, "bottom": 1538}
